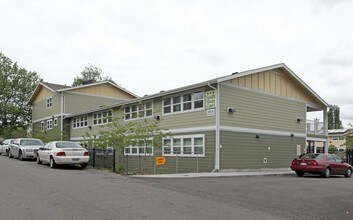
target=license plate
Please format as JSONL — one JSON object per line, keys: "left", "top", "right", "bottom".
{"left": 72, "top": 158, "right": 80, "bottom": 161}
{"left": 300, "top": 162, "right": 307, "bottom": 166}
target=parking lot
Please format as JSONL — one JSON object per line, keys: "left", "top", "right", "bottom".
{"left": 1, "top": 155, "right": 353, "bottom": 220}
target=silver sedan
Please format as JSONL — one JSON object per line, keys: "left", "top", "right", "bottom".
{"left": 37, "top": 141, "right": 90, "bottom": 169}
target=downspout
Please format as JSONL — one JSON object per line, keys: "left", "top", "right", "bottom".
{"left": 324, "top": 107, "right": 328, "bottom": 153}
{"left": 60, "top": 92, "right": 64, "bottom": 140}
{"left": 208, "top": 82, "right": 220, "bottom": 173}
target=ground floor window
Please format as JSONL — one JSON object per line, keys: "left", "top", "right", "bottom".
{"left": 124, "top": 140, "right": 154, "bottom": 156}
{"left": 163, "top": 134, "right": 205, "bottom": 157}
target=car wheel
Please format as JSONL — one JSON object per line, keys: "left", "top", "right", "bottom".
{"left": 81, "top": 163, "right": 88, "bottom": 169}
{"left": 323, "top": 168, "right": 331, "bottom": 178}
{"left": 296, "top": 171, "right": 304, "bottom": 177}
{"left": 8, "top": 150, "right": 13, "bottom": 158}
{"left": 6, "top": 150, "right": 9, "bottom": 157}
{"left": 345, "top": 168, "right": 352, "bottom": 178}
{"left": 37, "top": 154, "right": 42, "bottom": 164}
{"left": 50, "top": 156, "right": 57, "bottom": 168}
{"left": 18, "top": 151, "right": 23, "bottom": 161}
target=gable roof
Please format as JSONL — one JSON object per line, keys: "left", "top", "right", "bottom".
{"left": 42, "top": 82, "right": 71, "bottom": 91}
{"left": 27, "top": 81, "right": 138, "bottom": 105}
{"left": 217, "top": 63, "right": 328, "bottom": 108}
{"left": 67, "top": 63, "right": 328, "bottom": 118}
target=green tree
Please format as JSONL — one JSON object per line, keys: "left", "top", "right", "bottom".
{"left": 84, "top": 107, "right": 171, "bottom": 174}
{"left": 328, "top": 145, "right": 337, "bottom": 153}
{"left": 72, "top": 63, "right": 112, "bottom": 86}
{"left": 345, "top": 135, "right": 353, "bottom": 149}
{"left": 0, "top": 52, "right": 41, "bottom": 138}
{"left": 328, "top": 105, "right": 342, "bottom": 129}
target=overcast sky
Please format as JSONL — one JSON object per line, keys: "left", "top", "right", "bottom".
{"left": 1, "top": 0, "right": 353, "bottom": 127}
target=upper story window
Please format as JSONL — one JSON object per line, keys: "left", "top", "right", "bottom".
{"left": 73, "top": 116, "right": 88, "bottom": 128}
{"left": 93, "top": 111, "right": 112, "bottom": 125}
{"left": 46, "top": 97, "right": 53, "bottom": 109}
{"left": 162, "top": 135, "right": 205, "bottom": 157}
{"left": 47, "top": 119, "right": 53, "bottom": 130}
{"left": 163, "top": 91, "right": 204, "bottom": 114}
{"left": 124, "top": 101, "right": 153, "bottom": 120}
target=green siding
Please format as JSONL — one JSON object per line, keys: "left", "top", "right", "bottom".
{"left": 69, "top": 87, "right": 216, "bottom": 140}
{"left": 118, "top": 131, "right": 215, "bottom": 174}
{"left": 32, "top": 94, "right": 61, "bottom": 121}
{"left": 220, "top": 131, "right": 305, "bottom": 169}
{"left": 220, "top": 83, "right": 306, "bottom": 133}
{"left": 64, "top": 92, "right": 123, "bottom": 115}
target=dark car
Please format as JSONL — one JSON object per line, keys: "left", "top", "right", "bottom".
{"left": 291, "top": 153, "right": 352, "bottom": 178}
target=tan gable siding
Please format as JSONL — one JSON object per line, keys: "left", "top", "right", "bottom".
{"left": 33, "top": 87, "right": 54, "bottom": 103}
{"left": 227, "top": 69, "right": 322, "bottom": 107}
{"left": 70, "top": 84, "right": 135, "bottom": 99}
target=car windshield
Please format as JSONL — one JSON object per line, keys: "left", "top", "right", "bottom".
{"left": 301, "top": 153, "right": 321, "bottom": 159}
{"left": 56, "top": 142, "right": 82, "bottom": 149}
{"left": 21, "top": 139, "right": 43, "bottom": 146}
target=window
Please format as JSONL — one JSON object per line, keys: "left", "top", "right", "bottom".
{"left": 47, "top": 120, "right": 53, "bottom": 130}
{"left": 41, "top": 121, "right": 45, "bottom": 132}
{"left": 124, "top": 101, "right": 153, "bottom": 120}
{"left": 163, "top": 135, "right": 205, "bottom": 157}
{"left": 54, "top": 118, "right": 58, "bottom": 126}
{"left": 93, "top": 111, "right": 112, "bottom": 125}
{"left": 124, "top": 139, "right": 154, "bottom": 156}
{"left": 46, "top": 97, "right": 52, "bottom": 108}
{"left": 73, "top": 116, "right": 88, "bottom": 128}
{"left": 163, "top": 91, "right": 204, "bottom": 114}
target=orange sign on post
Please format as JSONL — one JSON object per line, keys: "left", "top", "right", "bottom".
{"left": 155, "top": 156, "right": 166, "bottom": 166}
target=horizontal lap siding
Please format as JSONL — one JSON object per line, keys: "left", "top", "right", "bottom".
{"left": 120, "top": 131, "right": 215, "bottom": 174}
{"left": 220, "top": 83, "right": 306, "bottom": 133}
{"left": 220, "top": 131, "right": 304, "bottom": 169}
{"left": 64, "top": 93, "right": 123, "bottom": 115}
{"left": 32, "top": 94, "right": 61, "bottom": 121}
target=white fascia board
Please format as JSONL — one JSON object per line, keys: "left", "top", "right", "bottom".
{"left": 27, "top": 83, "right": 56, "bottom": 105}
{"left": 57, "top": 81, "right": 139, "bottom": 98}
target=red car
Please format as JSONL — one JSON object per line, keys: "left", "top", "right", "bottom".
{"left": 291, "top": 153, "right": 352, "bottom": 178}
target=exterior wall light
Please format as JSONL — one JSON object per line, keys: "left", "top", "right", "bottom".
{"left": 155, "top": 115, "right": 161, "bottom": 120}
{"left": 227, "top": 107, "right": 236, "bottom": 113}
{"left": 291, "top": 133, "right": 294, "bottom": 137}
{"left": 256, "top": 135, "right": 260, "bottom": 139}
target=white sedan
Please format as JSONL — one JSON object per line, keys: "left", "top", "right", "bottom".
{"left": 37, "top": 141, "right": 90, "bottom": 169}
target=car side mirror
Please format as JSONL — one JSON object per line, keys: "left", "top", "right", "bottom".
{"left": 341, "top": 160, "right": 345, "bottom": 163}
{"left": 39, "top": 147, "right": 44, "bottom": 150}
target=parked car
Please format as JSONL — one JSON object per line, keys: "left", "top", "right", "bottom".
{"left": 0, "top": 139, "right": 14, "bottom": 155}
{"left": 9, "top": 138, "right": 44, "bottom": 160}
{"left": 37, "top": 141, "right": 90, "bottom": 169}
{"left": 291, "top": 153, "right": 352, "bottom": 178}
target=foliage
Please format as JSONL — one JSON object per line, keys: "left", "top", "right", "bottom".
{"left": 328, "top": 145, "right": 337, "bottom": 153}
{"left": 72, "top": 63, "right": 112, "bottom": 86}
{"left": 328, "top": 105, "right": 342, "bottom": 129}
{"left": 345, "top": 135, "right": 353, "bottom": 149}
{"left": 32, "top": 129, "right": 69, "bottom": 143}
{"left": 0, "top": 52, "right": 41, "bottom": 138}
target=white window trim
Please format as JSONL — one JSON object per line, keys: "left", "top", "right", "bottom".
{"left": 41, "top": 121, "right": 45, "bottom": 132}
{"left": 46, "top": 97, "right": 53, "bottom": 109}
{"left": 162, "top": 134, "right": 205, "bottom": 157}
{"left": 124, "top": 101, "right": 154, "bottom": 121}
{"left": 162, "top": 90, "right": 205, "bottom": 116}
{"left": 47, "top": 119, "right": 53, "bottom": 130}
{"left": 124, "top": 139, "right": 154, "bottom": 156}
{"left": 92, "top": 111, "right": 112, "bottom": 126}
{"left": 73, "top": 116, "right": 88, "bottom": 129}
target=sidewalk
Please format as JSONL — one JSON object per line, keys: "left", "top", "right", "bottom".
{"left": 133, "top": 168, "right": 295, "bottom": 178}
